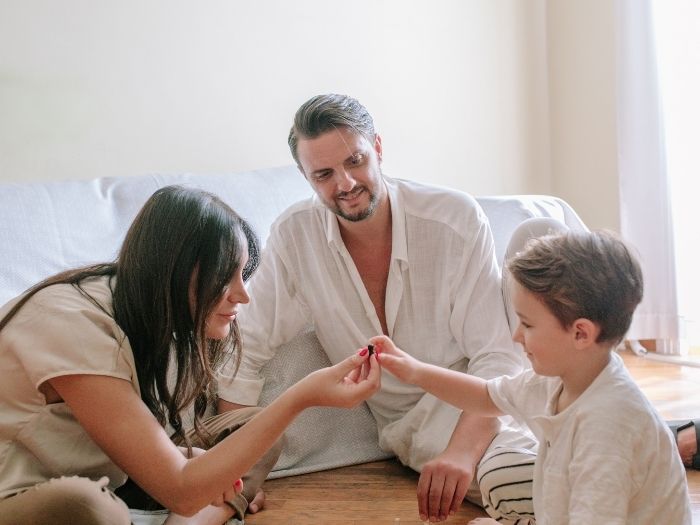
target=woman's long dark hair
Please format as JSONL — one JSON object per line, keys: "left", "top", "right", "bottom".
{"left": 0, "top": 185, "right": 260, "bottom": 449}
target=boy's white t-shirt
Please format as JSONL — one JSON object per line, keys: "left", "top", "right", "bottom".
{"left": 487, "top": 352, "right": 691, "bottom": 525}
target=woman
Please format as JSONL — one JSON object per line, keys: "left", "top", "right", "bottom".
{"left": 0, "top": 186, "right": 380, "bottom": 525}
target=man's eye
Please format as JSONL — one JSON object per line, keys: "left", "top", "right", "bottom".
{"left": 315, "top": 171, "right": 332, "bottom": 181}
{"left": 349, "top": 154, "right": 364, "bottom": 165}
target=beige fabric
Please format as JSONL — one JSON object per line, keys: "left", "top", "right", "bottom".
{"left": 0, "top": 276, "right": 138, "bottom": 499}
{"left": 0, "top": 475, "right": 131, "bottom": 525}
{"left": 117, "top": 407, "right": 279, "bottom": 522}
{"left": 175, "top": 407, "right": 276, "bottom": 520}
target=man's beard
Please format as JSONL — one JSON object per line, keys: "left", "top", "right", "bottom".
{"left": 330, "top": 185, "right": 379, "bottom": 222}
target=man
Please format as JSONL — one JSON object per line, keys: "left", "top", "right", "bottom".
{"left": 219, "top": 94, "right": 538, "bottom": 523}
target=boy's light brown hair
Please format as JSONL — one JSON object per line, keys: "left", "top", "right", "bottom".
{"left": 507, "top": 230, "right": 644, "bottom": 345}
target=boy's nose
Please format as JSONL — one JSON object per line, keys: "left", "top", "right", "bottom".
{"left": 512, "top": 326, "right": 523, "bottom": 344}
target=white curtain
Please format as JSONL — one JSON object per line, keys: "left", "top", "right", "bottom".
{"left": 652, "top": 0, "right": 700, "bottom": 351}
{"left": 615, "top": 0, "right": 681, "bottom": 353}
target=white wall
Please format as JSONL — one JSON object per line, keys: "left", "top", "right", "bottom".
{"left": 547, "top": 0, "right": 619, "bottom": 231}
{"left": 0, "top": 0, "right": 620, "bottom": 229}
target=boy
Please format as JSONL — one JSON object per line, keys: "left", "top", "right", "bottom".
{"left": 373, "top": 230, "right": 691, "bottom": 524}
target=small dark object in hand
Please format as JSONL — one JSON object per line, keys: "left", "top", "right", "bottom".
{"left": 367, "top": 344, "right": 374, "bottom": 356}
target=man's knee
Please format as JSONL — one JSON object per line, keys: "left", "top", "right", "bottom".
{"left": 242, "top": 434, "right": 284, "bottom": 503}
{"left": 207, "top": 407, "right": 284, "bottom": 507}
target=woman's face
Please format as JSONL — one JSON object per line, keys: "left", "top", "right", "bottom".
{"left": 189, "top": 252, "right": 251, "bottom": 340}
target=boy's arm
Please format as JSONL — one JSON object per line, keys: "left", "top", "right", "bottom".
{"left": 371, "top": 336, "right": 503, "bottom": 417}
{"left": 412, "top": 361, "right": 502, "bottom": 417}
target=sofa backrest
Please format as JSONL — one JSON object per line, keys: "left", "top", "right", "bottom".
{"left": 0, "top": 166, "right": 585, "bottom": 306}
{"left": 0, "top": 167, "right": 311, "bottom": 306}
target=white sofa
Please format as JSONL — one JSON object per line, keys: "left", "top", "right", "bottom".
{"left": 0, "top": 166, "right": 586, "bottom": 479}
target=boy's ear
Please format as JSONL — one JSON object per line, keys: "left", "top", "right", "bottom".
{"left": 571, "top": 318, "right": 600, "bottom": 348}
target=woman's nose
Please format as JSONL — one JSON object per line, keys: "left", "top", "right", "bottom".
{"left": 226, "top": 280, "right": 250, "bottom": 305}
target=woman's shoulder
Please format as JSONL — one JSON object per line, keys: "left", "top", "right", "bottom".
{"left": 1, "top": 274, "right": 134, "bottom": 384}
{"left": 27, "top": 275, "right": 114, "bottom": 314}
{"left": 2, "top": 275, "right": 118, "bottom": 339}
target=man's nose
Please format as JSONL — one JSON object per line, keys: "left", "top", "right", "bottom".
{"left": 336, "top": 168, "right": 357, "bottom": 192}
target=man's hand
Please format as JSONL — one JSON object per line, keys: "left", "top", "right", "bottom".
{"left": 418, "top": 448, "right": 475, "bottom": 522}
{"left": 418, "top": 413, "right": 499, "bottom": 522}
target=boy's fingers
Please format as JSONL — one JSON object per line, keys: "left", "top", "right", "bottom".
{"left": 368, "top": 335, "right": 388, "bottom": 347}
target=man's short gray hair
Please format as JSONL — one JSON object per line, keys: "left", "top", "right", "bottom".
{"left": 288, "top": 94, "right": 376, "bottom": 166}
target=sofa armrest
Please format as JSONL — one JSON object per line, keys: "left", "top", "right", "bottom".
{"left": 476, "top": 194, "right": 588, "bottom": 266}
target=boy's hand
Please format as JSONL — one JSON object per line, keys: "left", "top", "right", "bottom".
{"left": 369, "top": 335, "right": 423, "bottom": 385}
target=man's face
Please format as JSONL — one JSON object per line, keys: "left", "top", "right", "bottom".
{"left": 296, "top": 127, "right": 386, "bottom": 222}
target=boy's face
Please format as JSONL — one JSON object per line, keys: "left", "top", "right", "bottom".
{"left": 511, "top": 282, "right": 575, "bottom": 377}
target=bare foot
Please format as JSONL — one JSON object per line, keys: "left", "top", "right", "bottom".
{"left": 247, "top": 488, "right": 265, "bottom": 513}
{"left": 468, "top": 519, "right": 499, "bottom": 525}
{"left": 678, "top": 424, "right": 698, "bottom": 467}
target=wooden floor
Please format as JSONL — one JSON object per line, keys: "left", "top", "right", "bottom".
{"left": 247, "top": 349, "right": 700, "bottom": 524}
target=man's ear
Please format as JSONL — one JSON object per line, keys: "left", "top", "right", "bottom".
{"left": 571, "top": 318, "right": 600, "bottom": 349}
{"left": 374, "top": 134, "right": 383, "bottom": 163}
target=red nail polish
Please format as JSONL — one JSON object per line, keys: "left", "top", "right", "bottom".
{"left": 359, "top": 348, "right": 368, "bottom": 356}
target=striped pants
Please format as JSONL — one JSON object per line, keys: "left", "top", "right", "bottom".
{"left": 470, "top": 423, "right": 538, "bottom": 524}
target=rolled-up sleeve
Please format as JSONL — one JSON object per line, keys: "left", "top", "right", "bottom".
{"left": 450, "top": 207, "right": 523, "bottom": 380}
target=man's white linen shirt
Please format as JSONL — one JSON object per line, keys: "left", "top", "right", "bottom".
{"left": 218, "top": 177, "right": 522, "bottom": 431}
{"left": 487, "top": 352, "right": 692, "bottom": 525}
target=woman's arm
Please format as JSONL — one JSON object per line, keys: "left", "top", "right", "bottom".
{"left": 49, "top": 350, "right": 379, "bottom": 516}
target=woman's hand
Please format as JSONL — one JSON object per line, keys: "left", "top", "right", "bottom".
{"left": 294, "top": 348, "right": 381, "bottom": 409}
{"left": 369, "top": 335, "right": 423, "bottom": 385}
{"left": 212, "top": 478, "right": 243, "bottom": 508}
